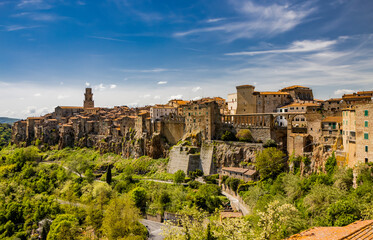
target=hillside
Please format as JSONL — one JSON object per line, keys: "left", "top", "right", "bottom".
{"left": 0, "top": 123, "right": 11, "bottom": 148}
{"left": 0, "top": 117, "right": 20, "bottom": 124}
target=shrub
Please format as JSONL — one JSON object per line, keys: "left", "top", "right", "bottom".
{"left": 236, "top": 129, "right": 253, "bottom": 142}
{"left": 174, "top": 170, "right": 186, "bottom": 184}
{"left": 221, "top": 131, "right": 237, "bottom": 141}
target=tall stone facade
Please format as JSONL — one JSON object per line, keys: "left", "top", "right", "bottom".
{"left": 84, "top": 88, "right": 94, "bottom": 109}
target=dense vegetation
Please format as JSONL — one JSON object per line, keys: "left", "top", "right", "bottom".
{"left": 0, "top": 146, "right": 228, "bottom": 239}
{"left": 1, "top": 144, "right": 373, "bottom": 240}
{"left": 164, "top": 150, "right": 373, "bottom": 240}
{"left": 0, "top": 123, "right": 11, "bottom": 148}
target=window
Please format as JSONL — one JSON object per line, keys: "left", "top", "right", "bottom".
{"left": 365, "top": 158, "right": 369, "bottom": 163}
{"left": 365, "top": 121, "right": 368, "bottom": 127}
{"left": 364, "top": 110, "right": 369, "bottom": 116}
{"left": 366, "top": 146, "right": 369, "bottom": 152}
{"left": 364, "top": 133, "right": 369, "bottom": 140}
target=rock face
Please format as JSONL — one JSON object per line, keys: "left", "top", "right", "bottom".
{"left": 11, "top": 106, "right": 170, "bottom": 159}
{"left": 213, "top": 141, "right": 262, "bottom": 169}
{"left": 168, "top": 141, "right": 263, "bottom": 175}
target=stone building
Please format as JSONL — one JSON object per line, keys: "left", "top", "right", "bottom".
{"left": 150, "top": 105, "right": 177, "bottom": 122}
{"left": 321, "top": 116, "right": 342, "bottom": 152}
{"left": 221, "top": 167, "right": 258, "bottom": 182}
{"left": 231, "top": 84, "right": 314, "bottom": 115}
{"left": 341, "top": 103, "right": 373, "bottom": 168}
{"left": 84, "top": 87, "right": 94, "bottom": 108}
{"left": 227, "top": 93, "right": 237, "bottom": 114}
{"left": 279, "top": 85, "right": 314, "bottom": 101}
{"left": 183, "top": 100, "right": 222, "bottom": 141}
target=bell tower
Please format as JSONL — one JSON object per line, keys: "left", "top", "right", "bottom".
{"left": 84, "top": 88, "right": 94, "bottom": 108}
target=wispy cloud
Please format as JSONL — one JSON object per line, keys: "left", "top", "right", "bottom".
{"left": 206, "top": 18, "right": 225, "bottom": 23}
{"left": 17, "top": 0, "right": 53, "bottom": 10}
{"left": 4, "top": 25, "right": 40, "bottom": 31}
{"left": 121, "top": 68, "right": 171, "bottom": 73}
{"left": 192, "top": 86, "right": 201, "bottom": 92}
{"left": 89, "top": 36, "right": 129, "bottom": 42}
{"left": 174, "top": 1, "right": 315, "bottom": 41}
{"left": 226, "top": 40, "right": 337, "bottom": 56}
{"left": 12, "top": 12, "right": 63, "bottom": 21}
{"left": 157, "top": 81, "right": 167, "bottom": 85}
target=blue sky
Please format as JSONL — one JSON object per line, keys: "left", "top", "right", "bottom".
{"left": 1, "top": 0, "right": 373, "bottom": 118}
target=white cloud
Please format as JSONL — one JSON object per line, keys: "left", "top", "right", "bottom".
{"left": 192, "top": 86, "right": 202, "bottom": 92}
{"left": 85, "top": 82, "right": 90, "bottom": 87}
{"left": 121, "top": 68, "right": 169, "bottom": 73}
{"left": 206, "top": 18, "right": 225, "bottom": 23}
{"left": 110, "top": 84, "right": 117, "bottom": 89}
{"left": 226, "top": 40, "right": 337, "bottom": 56}
{"left": 334, "top": 89, "right": 355, "bottom": 96}
{"left": 157, "top": 81, "right": 167, "bottom": 85}
{"left": 90, "top": 36, "right": 128, "bottom": 42}
{"left": 169, "top": 94, "right": 183, "bottom": 100}
{"left": 5, "top": 25, "right": 39, "bottom": 31}
{"left": 94, "top": 83, "right": 106, "bottom": 91}
{"left": 154, "top": 95, "right": 160, "bottom": 99}
{"left": 34, "top": 93, "right": 41, "bottom": 97}
{"left": 174, "top": 1, "right": 315, "bottom": 41}
{"left": 17, "top": 0, "right": 52, "bottom": 9}
{"left": 142, "top": 94, "right": 151, "bottom": 98}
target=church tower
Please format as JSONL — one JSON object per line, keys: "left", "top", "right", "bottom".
{"left": 84, "top": 88, "right": 94, "bottom": 108}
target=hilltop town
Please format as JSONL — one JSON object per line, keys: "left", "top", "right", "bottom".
{"left": 11, "top": 85, "right": 373, "bottom": 177}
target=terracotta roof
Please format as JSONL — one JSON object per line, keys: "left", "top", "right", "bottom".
{"left": 58, "top": 106, "right": 84, "bottom": 109}
{"left": 27, "top": 117, "right": 43, "bottom": 120}
{"left": 259, "top": 91, "right": 290, "bottom": 95}
{"left": 152, "top": 105, "right": 176, "bottom": 109}
{"left": 281, "top": 85, "right": 310, "bottom": 90}
{"left": 286, "top": 220, "right": 373, "bottom": 240}
{"left": 357, "top": 91, "right": 373, "bottom": 95}
{"left": 243, "top": 169, "right": 257, "bottom": 176}
{"left": 343, "top": 95, "right": 371, "bottom": 100}
{"left": 281, "top": 102, "right": 320, "bottom": 108}
{"left": 222, "top": 167, "right": 250, "bottom": 174}
{"left": 322, "top": 116, "right": 342, "bottom": 123}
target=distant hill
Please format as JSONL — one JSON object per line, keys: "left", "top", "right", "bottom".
{"left": 0, "top": 117, "right": 20, "bottom": 124}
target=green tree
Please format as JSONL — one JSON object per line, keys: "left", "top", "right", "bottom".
{"left": 326, "top": 199, "right": 360, "bottom": 226}
{"left": 102, "top": 196, "right": 147, "bottom": 240}
{"left": 174, "top": 170, "right": 186, "bottom": 184}
{"left": 325, "top": 152, "right": 337, "bottom": 175}
{"left": 106, "top": 165, "right": 112, "bottom": 185}
{"left": 255, "top": 147, "right": 286, "bottom": 180}
{"left": 47, "top": 214, "right": 80, "bottom": 240}
{"left": 131, "top": 187, "right": 147, "bottom": 211}
{"left": 85, "top": 168, "right": 95, "bottom": 183}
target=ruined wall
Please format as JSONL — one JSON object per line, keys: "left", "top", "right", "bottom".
{"left": 168, "top": 146, "right": 201, "bottom": 174}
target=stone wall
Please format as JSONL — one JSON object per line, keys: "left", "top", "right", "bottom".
{"left": 168, "top": 146, "right": 201, "bottom": 174}
{"left": 200, "top": 143, "right": 215, "bottom": 175}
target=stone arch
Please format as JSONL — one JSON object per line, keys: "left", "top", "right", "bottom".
{"left": 289, "top": 114, "right": 307, "bottom": 133}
